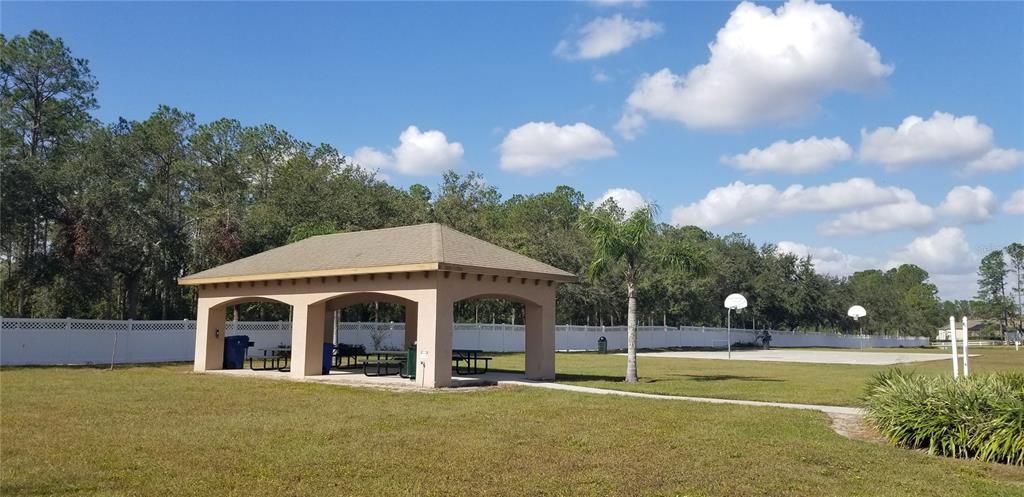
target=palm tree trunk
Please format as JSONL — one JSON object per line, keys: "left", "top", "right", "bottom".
{"left": 626, "top": 279, "right": 638, "bottom": 383}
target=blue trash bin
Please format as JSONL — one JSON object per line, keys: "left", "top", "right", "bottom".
{"left": 322, "top": 343, "right": 334, "bottom": 375}
{"left": 223, "top": 335, "right": 252, "bottom": 369}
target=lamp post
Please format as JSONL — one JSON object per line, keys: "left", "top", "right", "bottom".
{"left": 949, "top": 316, "right": 959, "bottom": 379}
{"left": 962, "top": 316, "right": 969, "bottom": 378}
{"left": 724, "top": 294, "right": 748, "bottom": 359}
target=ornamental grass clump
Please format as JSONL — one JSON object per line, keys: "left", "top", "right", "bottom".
{"left": 863, "top": 369, "right": 1024, "bottom": 465}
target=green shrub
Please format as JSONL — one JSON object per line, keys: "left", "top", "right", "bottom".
{"left": 863, "top": 369, "right": 1024, "bottom": 465}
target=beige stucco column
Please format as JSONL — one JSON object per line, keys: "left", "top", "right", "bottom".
{"left": 524, "top": 302, "right": 556, "bottom": 380}
{"left": 404, "top": 303, "right": 418, "bottom": 348}
{"left": 415, "top": 289, "right": 453, "bottom": 387}
{"left": 291, "top": 301, "right": 327, "bottom": 377}
{"left": 194, "top": 300, "right": 226, "bottom": 372}
{"left": 322, "top": 308, "right": 336, "bottom": 344}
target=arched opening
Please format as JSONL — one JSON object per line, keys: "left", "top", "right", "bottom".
{"left": 220, "top": 297, "right": 293, "bottom": 322}
{"left": 320, "top": 292, "right": 419, "bottom": 358}
{"left": 455, "top": 297, "right": 527, "bottom": 326}
{"left": 197, "top": 296, "right": 295, "bottom": 372}
{"left": 451, "top": 293, "right": 544, "bottom": 378}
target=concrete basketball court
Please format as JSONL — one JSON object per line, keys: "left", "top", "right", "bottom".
{"left": 631, "top": 349, "right": 959, "bottom": 366}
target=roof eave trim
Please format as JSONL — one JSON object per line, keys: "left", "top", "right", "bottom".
{"left": 177, "top": 262, "right": 442, "bottom": 286}
{"left": 437, "top": 263, "right": 577, "bottom": 283}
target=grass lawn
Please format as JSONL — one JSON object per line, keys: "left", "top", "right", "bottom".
{"left": 2, "top": 364, "right": 1022, "bottom": 496}
{"left": 489, "top": 347, "right": 1024, "bottom": 407}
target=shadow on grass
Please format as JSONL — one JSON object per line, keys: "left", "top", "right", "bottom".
{"left": 491, "top": 368, "right": 790, "bottom": 384}
{"left": 670, "top": 374, "right": 785, "bottom": 383}
{"left": 543, "top": 371, "right": 787, "bottom": 384}
{"left": 555, "top": 373, "right": 627, "bottom": 382}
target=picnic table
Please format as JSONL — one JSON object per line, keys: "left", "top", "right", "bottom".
{"left": 366, "top": 350, "right": 406, "bottom": 361}
{"left": 362, "top": 350, "right": 406, "bottom": 376}
{"left": 248, "top": 346, "right": 291, "bottom": 371}
{"left": 452, "top": 349, "right": 492, "bottom": 375}
{"left": 334, "top": 343, "right": 366, "bottom": 368}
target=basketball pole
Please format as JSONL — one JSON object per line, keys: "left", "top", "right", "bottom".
{"left": 727, "top": 308, "right": 732, "bottom": 360}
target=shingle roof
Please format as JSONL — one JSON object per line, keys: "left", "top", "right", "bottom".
{"left": 178, "top": 223, "right": 576, "bottom": 285}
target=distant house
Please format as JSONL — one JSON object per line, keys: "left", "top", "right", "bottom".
{"left": 935, "top": 319, "right": 987, "bottom": 340}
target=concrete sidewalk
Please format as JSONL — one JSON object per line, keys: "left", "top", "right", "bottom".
{"left": 498, "top": 378, "right": 865, "bottom": 416}
{"left": 630, "top": 349, "right": 955, "bottom": 366}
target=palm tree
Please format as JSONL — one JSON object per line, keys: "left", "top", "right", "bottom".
{"left": 579, "top": 204, "right": 707, "bottom": 383}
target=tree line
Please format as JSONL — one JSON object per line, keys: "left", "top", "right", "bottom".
{"left": 3, "top": 31, "right": 1021, "bottom": 336}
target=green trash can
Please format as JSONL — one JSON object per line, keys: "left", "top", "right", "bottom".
{"left": 598, "top": 336, "right": 608, "bottom": 354}
{"left": 403, "top": 343, "right": 417, "bottom": 380}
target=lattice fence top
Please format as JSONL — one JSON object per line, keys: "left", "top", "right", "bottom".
{"left": 129, "top": 321, "right": 195, "bottom": 332}
{"left": 337, "top": 322, "right": 405, "bottom": 332}
{"left": 0, "top": 318, "right": 196, "bottom": 332}
{"left": 2, "top": 319, "right": 70, "bottom": 331}
{"left": 68, "top": 321, "right": 129, "bottom": 331}
{"left": 228, "top": 321, "right": 289, "bottom": 332}
{"left": 0, "top": 317, "right": 928, "bottom": 342}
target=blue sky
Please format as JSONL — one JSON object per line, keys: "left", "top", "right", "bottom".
{"left": 4, "top": 1, "right": 1022, "bottom": 299}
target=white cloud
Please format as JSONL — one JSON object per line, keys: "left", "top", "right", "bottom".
{"left": 500, "top": 122, "right": 616, "bottom": 174}
{"left": 965, "top": 148, "right": 1024, "bottom": 174}
{"left": 593, "top": 68, "right": 611, "bottom": 83}
{"left": 671, "top": 182, "right": 779, "bottom": 227}
{"left": 618, "top": 0, "right": 891, "bottom": 135}
{"left": 818, "top": 184, "right": 1001, "bottom": 235}
{"left": 1004, "top": 189, "right": 1024, "bottom": 215}
{"left": 352, "top": 146, "right": 392, "bottom": 170}
{"left": 777, "top": 178, "right": 913, "bottom": 212}
{"left": 859, "top": 112, "right": 994, "bottom": 169}
{"left": 614, "top": 112, "right": 647, "bottom": 140}
{"left": 780, "top": 234, "right": 981, "bottom": 299}
{"left": 392, "top": 126, "right": 464, "bottom": 175}
{"left": 722, "top": 136, "right": 852, "bottom": 174}
{"left": 596, "top": 188, "right": 647, "bottom": 214}
{"left": 937, "top": 186, "right": 996, "bottom": 223}
{"left": 351, "top": 126, "right": 463, "bottom": 176}
{"left": 888, "top": 227, "right": 976, "bottom": 275}
{"left": 556, "top": 15, "right": 663, "bottom": 60}
{"left": 776, "top": 241, "right": 878, "bottom": 276}
{"left": 819, "top": 199, "right": 934, "bottom": 236}
{"left": 860, "top": 113, "right": 1022, "bottom": 175}
{"left": 671, "top": 177, "right": 911, "bottom": 228}
{"left": 349, "top": 148, "right": 393, "bottom": 182}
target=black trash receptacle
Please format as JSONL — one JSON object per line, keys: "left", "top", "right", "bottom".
{"left": 322, "top": 343, "right": 334, "bottom": 375}
{"left": 598, "top": 336, "right": 608, "bottom": 354}
{"left": 224, "top": 335, "right": 252, "bottom": 369}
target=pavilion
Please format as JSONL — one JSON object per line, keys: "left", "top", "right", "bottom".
{"left": 178, "top": 223, "right": 575, "bottom": 387}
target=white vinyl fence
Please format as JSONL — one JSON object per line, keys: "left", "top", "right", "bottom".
{"left": 0, "top": 318, "right": 930, "bottom": 366}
